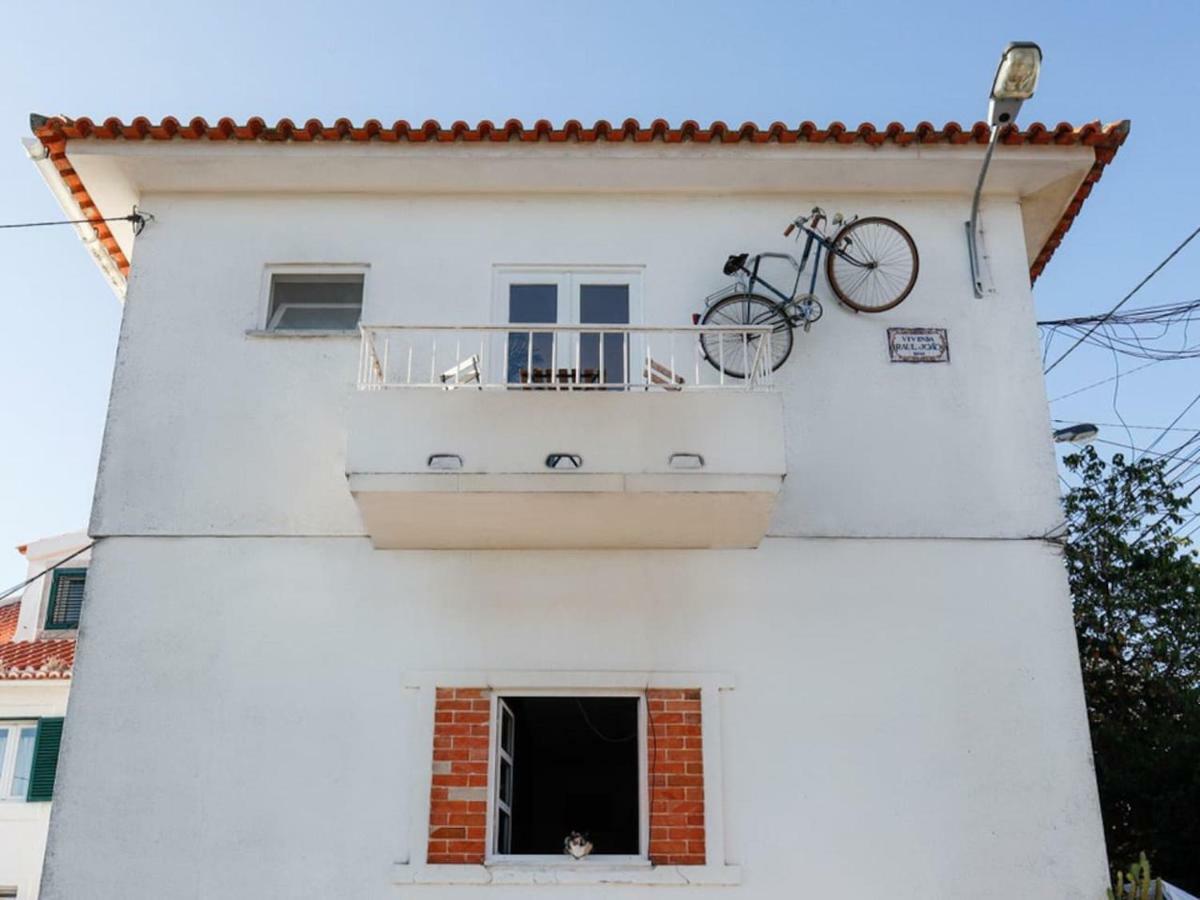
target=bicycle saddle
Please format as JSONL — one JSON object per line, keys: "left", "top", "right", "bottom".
{"left": 723, "top": 253, "right": 749, "bottom": 276}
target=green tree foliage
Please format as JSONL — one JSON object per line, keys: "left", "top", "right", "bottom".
{"left": 1061, "top": 446, "right": 1200, "bottom": 892}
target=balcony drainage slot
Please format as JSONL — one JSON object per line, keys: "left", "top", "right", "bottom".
{"left": 669, "top": 453, "right": 705, "bottom": 470}
{"left": 427, "top": 454, "right": 464, "bottom": 471}
{"left": 546, "top": 454, "right": 583, "bottom": 470}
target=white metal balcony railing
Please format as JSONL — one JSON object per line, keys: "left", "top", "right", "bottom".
{"left": 357, "top": 324, "right": 776, "bottom": 392}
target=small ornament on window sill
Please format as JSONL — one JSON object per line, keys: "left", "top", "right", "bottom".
{"left": 564, "top": 832, "right": 593, "bottom": 859}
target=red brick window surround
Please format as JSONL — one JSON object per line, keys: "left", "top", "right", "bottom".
{"left": 427, "top": 688, "right": 491, "bottom": 864}
{"left": 646, "top": 688, "right": 706, "bottom": 866}
{"left": 426, "top": 686, "right": 707, "bottom": 867}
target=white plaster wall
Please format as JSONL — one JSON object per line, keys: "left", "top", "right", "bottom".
{"left": 91, "top": 191, "right": 1061, "bottom": 541}
{"left": 0, "top": 682, "right": 69, "bottom": 900}
{"left": 46, "top": 181, "right": 1104, "bottom": 898}
{"left": 42, "top": 536, "right": 1105, "bottom": 899}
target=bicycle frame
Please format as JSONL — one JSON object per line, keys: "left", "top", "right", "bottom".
{"left": 730, "top": 222, "right": 837, "bottom": 317}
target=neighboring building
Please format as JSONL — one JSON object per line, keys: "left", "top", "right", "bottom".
{"left": 0, "top": 532, "right": 87, "bottom": 900}
{"left": 25, "top": 114, "right": 1128, "bottom": 899}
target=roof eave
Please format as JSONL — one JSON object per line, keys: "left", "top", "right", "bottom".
{"left": 23, "top": 135, "right": 126, "bottom": 299}
{"left": 28, "top": 115, "right": 1131, "bottom": 292}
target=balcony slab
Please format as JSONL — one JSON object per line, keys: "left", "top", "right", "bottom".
{"left": 346, "top": 389, "right": 785, "bottom": 549}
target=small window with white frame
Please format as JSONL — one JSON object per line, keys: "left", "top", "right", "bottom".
{"left": 0, "top": 722, "right": 38, "bottom": 801}
{"left": 266, "top": 269, "right": 365, "bottom": 332}
{"left": 490, "top": 695, "right": 645, "bottom": 861}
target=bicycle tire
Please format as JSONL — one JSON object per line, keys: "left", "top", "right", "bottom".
{"left": 825, "top": 217, "right": 919, "bottom": 313}
{"left": 699, "top": 293, "right": 794, "bottom": 378}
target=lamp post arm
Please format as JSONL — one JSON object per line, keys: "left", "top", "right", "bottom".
{"left": 965, "top": 124, "right": 1002, "bottom": 298}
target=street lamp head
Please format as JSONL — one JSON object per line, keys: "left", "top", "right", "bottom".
{"left": 988, "top": 42, "right": 1042, "bottom": 127}
{"left": 1053, "top": 423, "right": 1099, "bottom": 445}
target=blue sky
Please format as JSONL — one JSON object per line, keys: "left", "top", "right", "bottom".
{"left": 1, "top": 0, "right": 1198, "bottom": 586}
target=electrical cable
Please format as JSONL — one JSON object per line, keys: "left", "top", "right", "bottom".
{"left": 1130, "top": 480, "right": 1200, "bottom": 549}
{"left": 1043, "top": 225, "right": 1200, "bottom": 374}
{"left": 573, "top": 698, "right": 636, "bottom": 743}
{"left": 0, "top": 208, "right": 152, "bottom": 236}
{"left": 1141, "top": 389, "right": 1200, "bottom": 458}
{"left": 0, "top": 541, "right": 96, "bottom": 605}
{"left": 1087, "top": 439, "right": 1200, "bottom": 466}
{"left": 1047, "top": 358, "right": 1167, "bottom": 403}
{"left": 1053, "top": 419, "right": 1200, "bottom": 433}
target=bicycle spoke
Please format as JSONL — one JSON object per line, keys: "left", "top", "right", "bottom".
{"left": 699, "top": 293, "right": 793, "bottom": 378}
{"left": 828, "top": 218, "right": 917, "bottom": 312}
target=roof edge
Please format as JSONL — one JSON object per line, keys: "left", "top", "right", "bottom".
{"left": 28, "top": 115, "right": 1130, "bottom": 290}
{"left": 1029, "top": 119, "right": 1130, "bottom": 283}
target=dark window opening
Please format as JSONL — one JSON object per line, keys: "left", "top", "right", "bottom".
{"left": 498, "top": 696, "right": 639, "bottom": 856}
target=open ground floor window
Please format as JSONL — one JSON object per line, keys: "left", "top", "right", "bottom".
{"left": 495, "top": 696, "right": 641, "bottom": 858}
{"left": 424, "top": 685, "right": 708, "bottom": 870}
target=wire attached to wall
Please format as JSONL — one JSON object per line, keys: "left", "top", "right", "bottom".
{"left": 0, "top": 207, "right": 153, "bottom": 236}
{"left": 0, "top": 541, "right": 96, "bottom": 606}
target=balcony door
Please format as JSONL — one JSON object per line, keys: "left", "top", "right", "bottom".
{"left": 495, "top": 269, "right": 640, "bottom": 388}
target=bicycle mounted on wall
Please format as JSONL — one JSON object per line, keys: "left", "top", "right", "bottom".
{"left": 697, "top": 207, "right": 920, "bottom": 377}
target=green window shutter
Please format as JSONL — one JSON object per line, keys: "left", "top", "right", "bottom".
{"left": 45, "top": 569, "right": 86, "bottom": 630}
{"left": 26, "top": 717, "right": 64, "bottom": 801}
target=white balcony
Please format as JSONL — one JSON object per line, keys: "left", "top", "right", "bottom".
{"left": 347, "top": 325, "right": 786, "bottom": 549}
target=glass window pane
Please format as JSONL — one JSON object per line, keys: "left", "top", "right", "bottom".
{"left": 507, "top": 284, "right": 557, "bottom": 384}
{"left": 579, "top": 285, "right": 629, "bottom": 387}
{"left": 269, "top": 273, "right": 363, "bottom": 331}
{"left": 0, "top": 729, "right": 8, "bottom": 794}
{"left": 499, "top": 758, "right": 513, "bottom": 806}
{"left": 10, "top": 727, "right": 36, "bottom": 799}
{"left": 579, "top": 285, "right": 629, "bottom": 325}
{"left": 497, "top": 809, "right": 511, "bottom": 854}
{"left": 272, "top": 273, "right": 363, "bottom": 305}
{"left": 274, "top": 305, "right": 362, "bottom": 330}
{"left": 501, "top": 707, "right": 514, "bottom": 755}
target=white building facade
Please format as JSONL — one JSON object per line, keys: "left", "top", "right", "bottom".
{"left": 27, "top": 115, "right": 1128, "bottom": 899}
{"left": 0, "top": 532, "right": 88, "bottom": 900}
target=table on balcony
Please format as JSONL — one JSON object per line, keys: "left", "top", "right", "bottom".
{"left": 518, "top": 367, "right": 601, "bottom": 388}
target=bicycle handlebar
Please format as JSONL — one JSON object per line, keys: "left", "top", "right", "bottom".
{"left": 787, "top": 206, "right": 826, "bottom": 236}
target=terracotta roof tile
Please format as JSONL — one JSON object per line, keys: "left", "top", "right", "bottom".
{"left": 0, "top": 638, "right": 74, "bottom": 680}
{"left": 30, "top": 115, "right": 1129, "bottom": 285}
{"left": 0, "top": 601, "right": 18, "bottom": 644}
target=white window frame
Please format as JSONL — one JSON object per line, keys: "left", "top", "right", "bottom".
{"left": 490, "top": 266, "right": 645, "bottom": 386}
{"left": 484, "top": 689, "right": 649, "bottom": 867}
{"left": 0, "top": 721, "right": 38, "bottom": 802}
{"left": 258, "top": 263, "right": 371, "bottom": 333}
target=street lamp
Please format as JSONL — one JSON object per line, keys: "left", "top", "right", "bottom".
{"left": 1053, "top": 423, "right": 1099, "bottom": 445}
{"left": 966, "top": 42, "right": 1043, "bottom": 298}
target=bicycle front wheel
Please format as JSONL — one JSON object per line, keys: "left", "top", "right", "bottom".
{"left": 699, "top": 293, "right": 793, "bottom": 378}
{"left": 826, "top": 217, "right": 919, "bottom": 313}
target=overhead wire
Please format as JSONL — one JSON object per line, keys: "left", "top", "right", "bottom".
{"left": 0, "top": 542, "right": 96, "bottom": 605}
{"left": 0, "top": 208, "right": 151, "bottom": 235}
{"left": 1042, "top": 225, "right": 1200, "bottom": 374}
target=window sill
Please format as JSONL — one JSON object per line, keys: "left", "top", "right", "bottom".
{"left": 392, "top": 863, "right": 741, "bottom": 886}
{"left": 244, "top": 329, "right": 359, "bottom": 340}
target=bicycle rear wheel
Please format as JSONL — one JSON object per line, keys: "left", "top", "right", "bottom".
{"left": 826, "top": 217, "right": 919, "bottom": 313}
{"left": 699, "top": 293, "right": 793, "bottom": 378}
